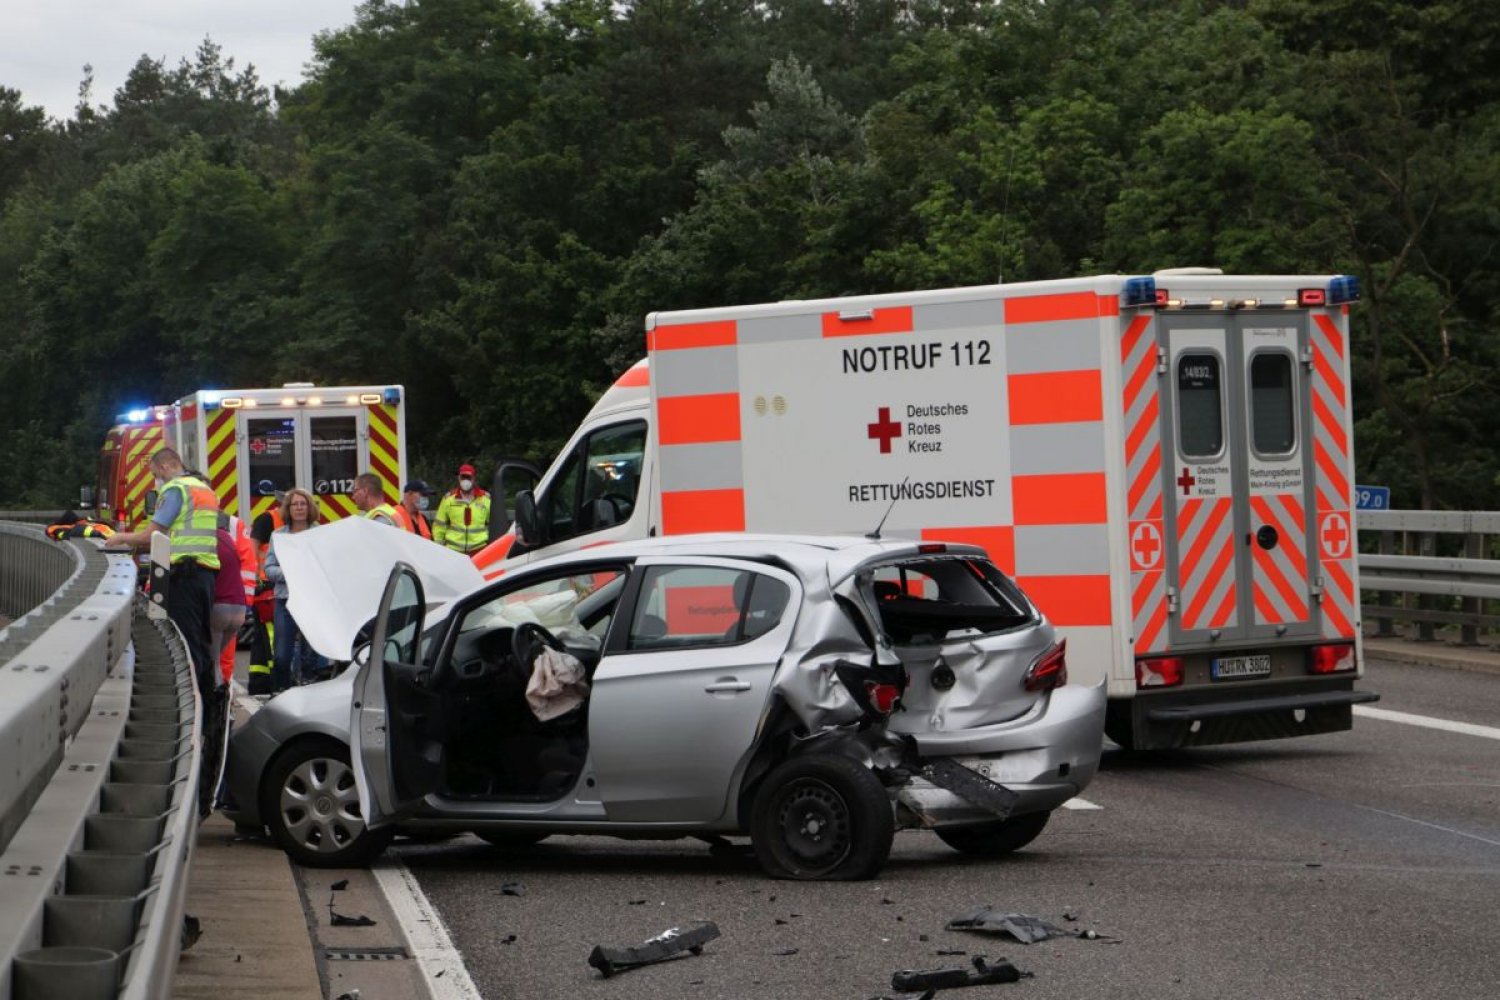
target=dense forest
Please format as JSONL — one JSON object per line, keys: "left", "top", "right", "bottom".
{"left": 1, "top": 0, "right": 1496, "bottom": 508}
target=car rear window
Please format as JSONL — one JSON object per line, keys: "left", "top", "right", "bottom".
{"left": 866, "top": 557, "right": 1033, "bottom": 644}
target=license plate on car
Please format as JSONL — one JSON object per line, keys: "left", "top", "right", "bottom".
{"left": 1212, "top": 654, "right": 1271, "bottom": 680}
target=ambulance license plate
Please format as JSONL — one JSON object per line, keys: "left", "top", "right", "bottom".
{"left": 1212, "top": 654, "right": 1271, "bottom": 680}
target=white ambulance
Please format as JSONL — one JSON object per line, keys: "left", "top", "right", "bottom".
{"left": 165, "top": 384, "right": 408, "bottom": 526}
{"left": 476, "top": 272, "right": 1377, "bottom": 749}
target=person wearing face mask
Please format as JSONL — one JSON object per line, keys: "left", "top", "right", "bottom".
{"left": 433, "top": 463, "right": 491, "bottom": 554}
{"left": 393, "top": 479, "right": 435, "bottom": 540}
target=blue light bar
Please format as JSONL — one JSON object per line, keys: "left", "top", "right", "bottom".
{"left": 1122, "top": 276, "right": 1157, "bottom": 308}
{"left": 125, "top": 408, "right": 150, "bottom": 423}
{"left": 383, "top": 387, "right": 402, "bottom": 405}
{"left": 1328, "top": 275, "right": 1360, "bottom": 304}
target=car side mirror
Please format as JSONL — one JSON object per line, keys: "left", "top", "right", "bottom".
{"left": 79, "top": 485, "right": 95, "bottom": 509}
{"left": 144, "top": 489, "right": 158, "bottom": 516}
{"left": 514, "top": 490, "right": 539, "bottom": 546}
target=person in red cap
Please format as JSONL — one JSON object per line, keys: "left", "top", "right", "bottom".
{"left": 433, "top": 462, "right": 492, "bottom": 554}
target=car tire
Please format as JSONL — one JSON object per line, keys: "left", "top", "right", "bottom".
{"left": 750, "top": 754, "right": 894, "bottom": 881}
{"left": 934, "top": 810, "right": 1051, "bottom": 857}
{"left": 475, "top": 830, "right": 550, "bottom": 851}
{"left": 262, "top": 737, "right": 393, "bottom": 868}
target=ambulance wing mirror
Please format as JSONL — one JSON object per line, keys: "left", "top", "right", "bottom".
{"left": 79, "top": 485, "right": 95, "bottom": 509}
{"left": 513, "top": 490, "right": 540, "bottom": 547}
{"left": 489, "top": 458, "right": 542, "bottom": 539}
{"left": 143, "top": 489, "right": 158, "bottom": 516}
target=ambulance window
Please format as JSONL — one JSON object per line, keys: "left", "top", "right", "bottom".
{"left": 1250, "top": 353, "right": 1296, "bottom": 455}
{"left": 543, "top": 420, "right": 647, "bottom": 543}
{"left": 1176, "top": 354, "right": 1223, "bottom": 458}
{"left": 246, "top": 418, "right": 297, "bottom": 497}
{"left": 310, "top": 416, "right": 359, "bottom": 496}
{"left": 626, "top": 566, "right": 788, "bottom": 650}
{"left": 580, "top": 422, "right": 646, "bottom": 532}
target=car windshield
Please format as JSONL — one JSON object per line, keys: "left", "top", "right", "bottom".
{"left": 862, "top": 555, "right": 1033, "bottom": 644}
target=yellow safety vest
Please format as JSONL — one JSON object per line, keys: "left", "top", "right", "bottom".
{"left": 366, "top": 503, "right": 400, "bottom": 525}
{"left": 434, "top": 490, "right": 491, "bottom": 553}
{"left": 163, "top": 475, "right": 221, "bottom": 569}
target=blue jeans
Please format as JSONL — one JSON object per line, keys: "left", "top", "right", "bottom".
{"left": 273, "top": 598, "right": 326, "bottom": 689}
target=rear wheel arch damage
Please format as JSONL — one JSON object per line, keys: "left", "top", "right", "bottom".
{"left": 750, "top": 753, "right": 895, "bottom": 880}
{"left": 261, "top": 735, "right": 394, "bottom": 868}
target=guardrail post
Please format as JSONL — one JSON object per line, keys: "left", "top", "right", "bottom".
{"left": 1460, "top": 530, "right": 1482, "bottom": 646}
{"left": 1375, "top": 529, "right": 1396, "bottom": 637}
{"left": 1415, "top": 530, "right": 1437, "bottom": 642}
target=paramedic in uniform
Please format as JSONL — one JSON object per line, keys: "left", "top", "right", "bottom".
{"left": 107, "top": 448, "right": 220, "bottom": 694}
{"left": 351, "top": 472, "right": 400, "bottom": 525}
{"left": 434, "top": 463, "right": 491, "bottom": 554}
{"left": 393, "top": 479, "right": 435, "bottom": 539}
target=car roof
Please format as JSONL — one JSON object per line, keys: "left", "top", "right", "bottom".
{"left": 512, "top": 532, "right": 989, "bottom": 584}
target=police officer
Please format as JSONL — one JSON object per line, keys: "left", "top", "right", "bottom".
{"left": 108, "top": 448, "right": 220, "bottom": 691}
{"left": 434, "top": 463, "right": 491, "bottom": 554}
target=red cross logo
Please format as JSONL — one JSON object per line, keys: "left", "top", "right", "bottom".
{"left": 1320, "top": 512, "right": 1350, "bottom": 559}
{"left": 1130, "top": 521, "right": 1163, "bottom": 571}
{"left": 1176, "top": 467, "right": 1197, "bottom": 496}
{"left": 250, "top": 437, "right": 266, "bottom": 455}
{"left": 867, "top": 407, "right": 902, "bottom": 454}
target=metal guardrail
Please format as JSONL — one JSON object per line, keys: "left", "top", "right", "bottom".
{"left": 1356, "top": 509, "right": 1500, "bottom": 643}
{"left": 0, "top": 512, "right": 66, "bottom": 526}
{"left": 0, "top": 523, "right": 200, "bottom": 1000}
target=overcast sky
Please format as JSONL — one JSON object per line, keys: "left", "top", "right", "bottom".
{"left": 2, "top": 1, "right": 363, "bottom": 122}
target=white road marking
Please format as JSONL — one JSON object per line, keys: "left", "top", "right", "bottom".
{"left": 1062, "top": 797, "right": 1102, "bottom": 810}
{"left": 374, "top": 854, "right": 483, "bottom": 1000}
{"left": 1354, "top": 705, "right": 1500, "bottom": 742}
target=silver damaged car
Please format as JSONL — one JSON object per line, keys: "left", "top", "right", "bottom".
{"left": 222, "top": 525, "right": 1105, "bottom": 880}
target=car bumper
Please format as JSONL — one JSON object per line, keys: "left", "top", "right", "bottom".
{"left": 894, "top": 682, "right": 1105, "bottom": 826}
{"left": 219, "top": 720, "right": 284, "bottom": 828}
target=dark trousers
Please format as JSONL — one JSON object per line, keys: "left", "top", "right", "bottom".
{"left": 167, "top": 564, "right": 217, "bottom": 701}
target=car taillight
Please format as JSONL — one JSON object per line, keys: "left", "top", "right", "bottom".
{"left": 865, "top": 681, "right": 903, "bottom": 715}
{"left": 1136, "top": 656, "right": 1183, "bottom": 688}
{"left": 1023, "top": 640, "right": 1067, "bottom": 692}
{"left": 1309, "top": 643, "right": 1356, "bottom": 674}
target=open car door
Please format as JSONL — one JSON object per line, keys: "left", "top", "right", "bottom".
{"left": 350, "top": 562, "right": 440, "bottom": 829}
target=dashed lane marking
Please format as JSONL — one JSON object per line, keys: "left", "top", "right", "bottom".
{"left": 1354, "top": 705, "right": 1500, "bottom": 742}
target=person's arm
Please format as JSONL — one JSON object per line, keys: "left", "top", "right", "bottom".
{"left": 108, "top": 487, "right": 182, "bottom": 548}
{"left": 263, "top": 536, "right": 285, "bottom": 583}
{"left": 431, "top": 495, "right": 449, "bottom": 547}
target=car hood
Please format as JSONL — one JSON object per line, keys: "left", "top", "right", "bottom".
{"left": 277, "top": 517, "right": 484, "bottom": 661}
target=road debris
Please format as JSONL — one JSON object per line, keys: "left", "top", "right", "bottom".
{"left": 587, "top": 921, "right": 721, "bottom": 978}
{"left": 890, "top": 956, "right": 1028, "bottom": 991}
{"left": 500, "top": 882, "right": 527, "bottom": 897}
{"left": 947, "top": 907, "right": 1118, "bottom": 943}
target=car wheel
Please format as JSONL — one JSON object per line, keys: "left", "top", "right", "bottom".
{"left": 934, "top": 810, "right": 1051, "bottom": 857}
{"left": 750, "top": 755, "right": 894, "bottom": 881}
{"left": 475, "top": 830, "right": 550, "bottom": 851}
{"left": 262, "top": 737, "right": 394, "bottom": 868}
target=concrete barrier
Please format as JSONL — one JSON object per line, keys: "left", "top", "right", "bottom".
{"left": 0, "top": 523, "right": 201, "bottom": 1000}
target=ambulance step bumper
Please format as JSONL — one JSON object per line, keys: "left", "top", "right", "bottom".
{"left": 1119, "top": 683, "right": 1381, "bottom": 749}
{"left": 1147, "top": 689, "right": 1381, "bottom": 721}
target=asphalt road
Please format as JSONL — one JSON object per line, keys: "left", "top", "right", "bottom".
{"left": 390, "top": 658, "right": 1500, "bottom": 1000}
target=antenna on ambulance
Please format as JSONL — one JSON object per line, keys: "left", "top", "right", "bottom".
{"left": 866, "top": 477, "right": 909, "bottom": 540}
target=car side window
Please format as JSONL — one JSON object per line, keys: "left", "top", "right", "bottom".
{"left": 627, "top": 566, "right": 790, "bottom": 651}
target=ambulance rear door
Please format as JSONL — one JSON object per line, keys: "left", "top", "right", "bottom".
{"left": 1157, "top": 310, "right": 1321, "bottom": 660}
{"left": 237, "top": 405, "right": 367, "bottom": 522}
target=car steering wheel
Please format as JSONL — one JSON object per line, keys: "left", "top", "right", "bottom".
{"left": 512, "top": 621, "right": 565, "bottom": 673}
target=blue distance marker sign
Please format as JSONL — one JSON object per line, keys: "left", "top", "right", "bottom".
{"left": 1354, "top": 485, "right": 1390, "bottom": 511}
